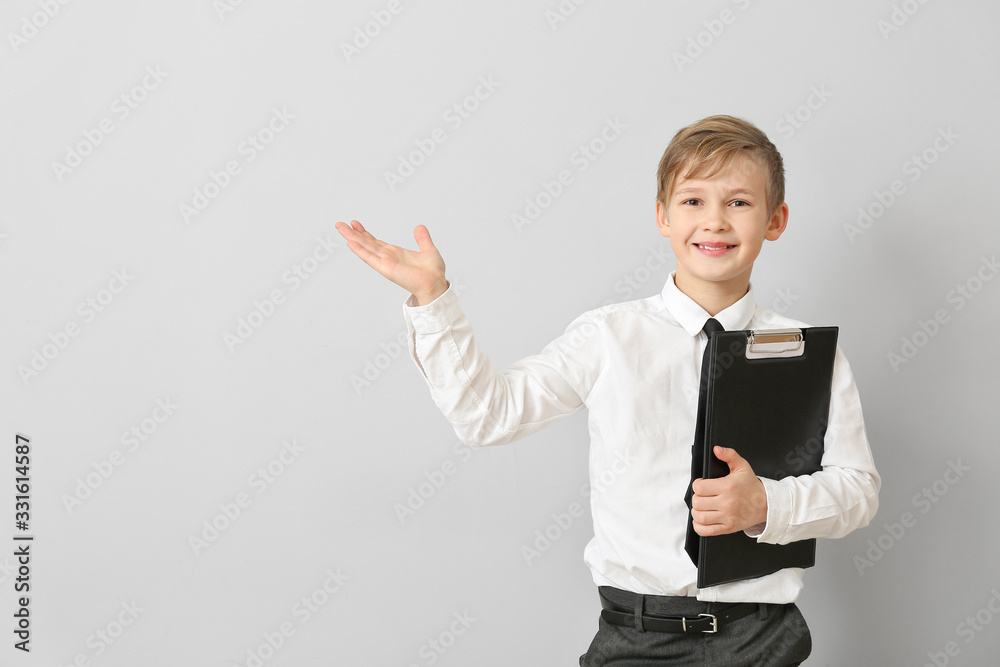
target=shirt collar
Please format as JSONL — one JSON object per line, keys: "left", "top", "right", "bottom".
{"left": 660, "top": 271, "right": 757, "bottom": 337}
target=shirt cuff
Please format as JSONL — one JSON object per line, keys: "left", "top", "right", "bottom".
{"left": 402, "top": 283, "right": 461, "bottom": 335}
{"left": 750, "top": 476, "right": 792, "bottom": 544}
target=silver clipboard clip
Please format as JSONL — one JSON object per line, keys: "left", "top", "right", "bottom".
{"left": 745, "top": 328, "right": 804, "bottom": 359}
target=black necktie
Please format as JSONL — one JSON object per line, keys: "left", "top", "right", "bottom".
{"left": 684, "top": 317, "right": 724, "bottom": 564}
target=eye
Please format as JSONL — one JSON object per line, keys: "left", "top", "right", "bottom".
{"left": 681, "top": 199, "right": 700, "bottom": 206}
{"left": 729, "top": 200, "right": 750, "bottom": 207}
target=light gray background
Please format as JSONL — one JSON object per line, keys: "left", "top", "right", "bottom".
{"left": 2, "top": 1, "right": 999, "bottom": 665}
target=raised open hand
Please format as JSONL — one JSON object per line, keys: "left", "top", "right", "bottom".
{"left": 335, "top": 220, "right": 449, "bottom": 305}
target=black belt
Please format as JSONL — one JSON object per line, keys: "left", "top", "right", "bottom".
{"left": 600, "top": 595, "right": 759, "bottom": 634}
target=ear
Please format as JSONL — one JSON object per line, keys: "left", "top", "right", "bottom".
{"left": 656, "top": 199, "right": 671, "bottom": 238}
{"left": 764, "top": 202, "right": 789, "bottom": 241}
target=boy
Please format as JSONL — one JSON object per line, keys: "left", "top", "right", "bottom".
{"left": 336, "top": 115, "right": 879, "bottom": 666}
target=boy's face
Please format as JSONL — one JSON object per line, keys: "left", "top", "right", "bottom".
{"left": 655, "top": 154, "right": 788, "bottom": 300}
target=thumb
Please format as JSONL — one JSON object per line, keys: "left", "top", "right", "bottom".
{"left": 413, "top": 225, "right": 436, "bottom": 253}
{"left": 714, "top": 446, "right": 749, "bottom": 473}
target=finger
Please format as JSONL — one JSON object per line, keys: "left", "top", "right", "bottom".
{"left": 714, "top": 445, "right": 736, "bottom": 460}
{"left": 340, "top": 230, "right": 376, "bottom": 259}
{"left": 344, "top": 237, "right": 382, "bottom": 268}
{"left": 413, "top": 225, "right": 436, "bottom": 253}
{"left": 714, "top": 446, "right": 750, "bottom": 474}
{"left": 357, "top": 224, "right": 398, "bottom": 255}
{"left": 691, "top": 508, "right": 721, "bottom": 525}
{"left": 337, "top": 221, "right": 375, "bottom": 249}
{"left": 694, "top": 521, "right": 729, "bottom": 537}
{"left": 692, "top": 478, "right": 716, "bottom": 497}
{"left": 347, "top": 220, "right": 377, "bottom": 244}
{"left": 340, "top": 227, "right": 393, "bottom": 267}
{"left": 336, "top": 220, "right": 358, "bottom": 241}
{"left": 341, "top": 222, "right": 390, "bottom": 257}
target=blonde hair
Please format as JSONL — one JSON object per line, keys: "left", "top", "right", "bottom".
{"left": 656, "top": 115, "right": 784, "bottom": 215}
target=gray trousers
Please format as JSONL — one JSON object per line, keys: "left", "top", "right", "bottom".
{"left": 579, "top": 587, "right": 812, "bottom": 666}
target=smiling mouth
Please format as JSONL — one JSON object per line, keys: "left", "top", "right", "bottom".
{"left": 694, "top": 243, "right": 736, "bottom": 250}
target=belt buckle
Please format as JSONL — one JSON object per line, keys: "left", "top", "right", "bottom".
{"left": 698, "top": 613, "right": 718, "bottom": 633}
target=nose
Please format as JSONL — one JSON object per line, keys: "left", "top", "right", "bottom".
{"left": 701, "top": 203, "right": 731, "bottom": 231}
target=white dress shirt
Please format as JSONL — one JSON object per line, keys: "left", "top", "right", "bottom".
{"left": 403, "top": 272, "right": 880, "bottom": 603}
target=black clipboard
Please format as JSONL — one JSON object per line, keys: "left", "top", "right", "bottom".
{"left": 694, "top": 326, "right": 839, "bottom": 588}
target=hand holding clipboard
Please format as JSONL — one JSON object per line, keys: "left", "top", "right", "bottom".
{"left": 690, "top": 327, "right": 839, "bottom": 588}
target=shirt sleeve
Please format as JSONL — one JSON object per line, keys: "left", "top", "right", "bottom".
{"left": 403, "top": 285, "right": 603, "bottom": 447}
{"left": 751, "top": 346, "right": 881, "bottom": 544}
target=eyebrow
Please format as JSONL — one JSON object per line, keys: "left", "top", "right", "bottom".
{"left": 674, "top": 187, "right": 758, "bottom": 197}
